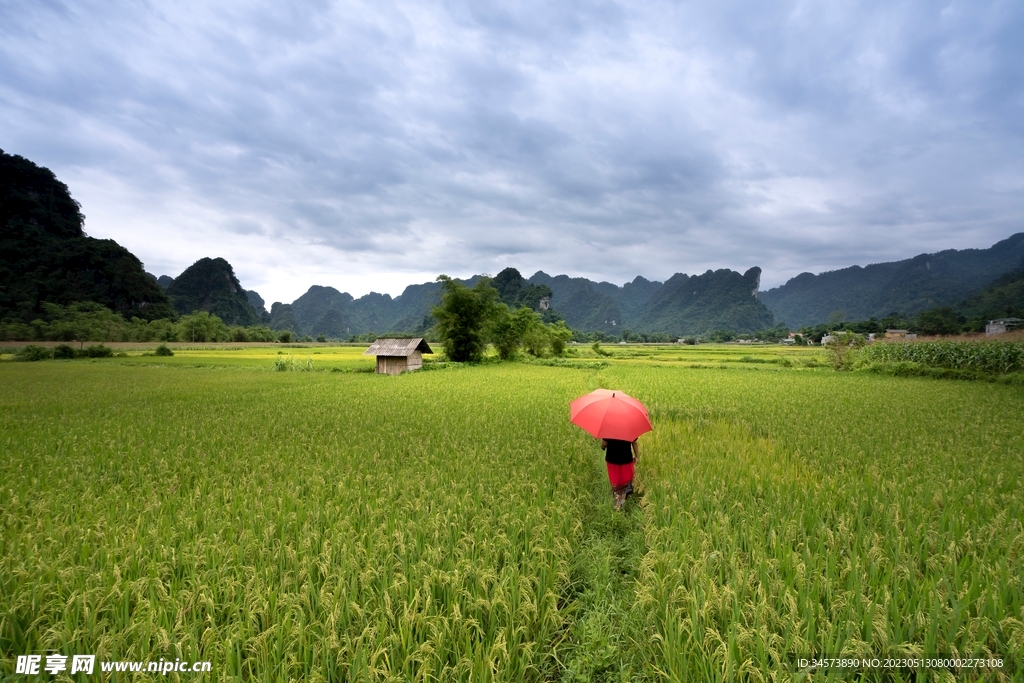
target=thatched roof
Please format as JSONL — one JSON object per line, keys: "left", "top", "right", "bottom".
{"left": 363, "top": 338, "right": 433, "bottom": 357}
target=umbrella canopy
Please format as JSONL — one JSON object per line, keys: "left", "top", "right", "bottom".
{"left": 570, "top": 389, "right": 652, "bottom": 441}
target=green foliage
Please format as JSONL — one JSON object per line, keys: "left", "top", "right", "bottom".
{"left": 591, "top": 341, "right": 611, "bottom": 357}
{"left": 177, "top": 311, "right": 229, "bottom": 343}
{"left": 277, "top": 330, "right": 293, "bottom": 343}
{"left": 620, "top": 329, "right": 672, "bottom": 343}
{"left": 863, "top": 338, "right": 1024, "bottom": 375}
{"left": 154, "top": 344, "right": 174, "bottom": 357}
{"left": 491, "top": 305, "right": 534, "bottom": 360}
{"left": 487, "top": 301, "right": 571, "bottom": 361}
{"left": 548, "top": 320, "right": 572, "bottom": 356}
{"left": 761, "top": 233, "right": 1024, "bottom": 327}
{"left": 955, "top": 261, "right": 1024, "bottom": 330}
{"left": 823, "top": 331, "right": 866, "bottom": 370}
{"left": 431, "top": 275, "right": 501, "bottom": 362}
{"left": 492, "top": 267, "right": 554, "bottom": 311}
{"left": 913, "top": 306, "right": 963, "bottom": 336}
{"left": 38, "top": 301, "right": 126, "bottom": 342}
{"left": 1, "top": 150, "right": 175, "bottom": 322}
{"left": 0, "top": 301, "right": 287, "bottom": 344}
{"left": 242, "top": 325, "right": 277, "bottom": 342}
{"left": 82, "top": 344, "right": 113, "bottom": 358}
{"left": 268, "top": 302, "right": 301, "bottom": 334}
{"left": 14, "top": 345, "right": 51, "bottom": 361}
{"left": 706, "top": 329, "right": 735, "bottom": 343}
{"left": 52, "top": 344, "right": 76, "bottom": 359}
{"left": 636, "top": 267, "right": 773, "bottom": 335}
{"left": 166, "top": 257, "right": 260, "bottom": 326}
{"left": 754, "top": 323, "right": 790, "bottom": 342}
{"left": 798, "top": 313, "right": 909, "bottom": 343}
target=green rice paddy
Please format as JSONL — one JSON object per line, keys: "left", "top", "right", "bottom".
{"left": 2, "top": 345, "right": 1022, "bottom": 681}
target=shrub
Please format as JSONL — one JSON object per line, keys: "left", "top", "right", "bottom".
{"left": 83, "top": 344, "right": 113, "bottom": 358}
{"left": 155, "top": 344, "right": 174, "bottom": 357}
{"left": 52, "top": 344, "right": 76, "bottom": 359}
{"left": 823, "top": 332, "right": 865, "bottom": 370}
{"left": 15, "top": 345, "right": 52, "bottom": 361}
{"left": 278, "top": 331, "right": 293, "bottom": 343}
{"left": 274, "top": 355, "right": 314, "bottom": 372}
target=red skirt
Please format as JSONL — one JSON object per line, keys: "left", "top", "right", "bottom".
{"left": 606, "top": 462, "right": 634, "bottom": 488}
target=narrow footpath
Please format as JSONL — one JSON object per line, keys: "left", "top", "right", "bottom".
{"left": 555, "top": 459, "right": 654, "bottom": 682}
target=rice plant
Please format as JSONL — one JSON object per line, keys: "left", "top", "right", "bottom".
{"left": 1, "top": 353, "right": 1021, "bottom": 680}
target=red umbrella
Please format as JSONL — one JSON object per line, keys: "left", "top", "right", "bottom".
{"left": 570, "top": 389, "right": 652, "bottom": 441}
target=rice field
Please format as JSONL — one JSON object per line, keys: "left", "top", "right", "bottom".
{"left": 1, "top": 346, "right": 1022, "bottom": 681}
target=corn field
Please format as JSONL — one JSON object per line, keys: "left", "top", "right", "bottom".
{"left": 863, "top": 339, "right": 1024, "bottom": 375}
{"left": 2, "top": 351, "right": 1022, "bottom": 681}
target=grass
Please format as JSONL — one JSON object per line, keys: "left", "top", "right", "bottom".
{"left": 2, "top": 346, "right": 1022, "bottom": 681}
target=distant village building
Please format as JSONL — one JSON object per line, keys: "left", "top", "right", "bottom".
{"left": 885, "top": 329, "right": 909, "bottom": 339}
{"left": 986, "top": 318, "right": 1023, "bottom": 335}
{"left": 364, "top": 338, "right": 433, "bottom": 375}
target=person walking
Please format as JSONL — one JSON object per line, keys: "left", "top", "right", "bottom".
{"left": 601, "top": 437, "right": 638, "bottom": 511}
{"left": 570, "top": 388, "right": 652, "bottom": 511}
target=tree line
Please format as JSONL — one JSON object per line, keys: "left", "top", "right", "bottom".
{"left": 432, "top": 275, "right": 572, "bottom": 361}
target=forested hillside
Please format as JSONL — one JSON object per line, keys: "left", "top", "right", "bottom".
{"left": 166, "top": 257, "right": 261, "bottom": 326}
{"left": 270, "top": 277, "right": 483, "bottom": 337}
{"left": 527, "top": 268, "right": 771, "bottom": 335}
{"left": 1, "top": 149, "right": 174, "bottom": 321}
{"left": 760, "top": 234, "right": 1024, "bottom": 327}
{"left": 635, "top": 268, "right": 773, "bottom": 335}
{"left": 956, "top": 259, "right": 1024, "bottom": 321}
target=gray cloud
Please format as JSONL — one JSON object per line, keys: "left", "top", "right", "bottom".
{"left": 1, "top": 0, "right": 1022, "bottom": 301}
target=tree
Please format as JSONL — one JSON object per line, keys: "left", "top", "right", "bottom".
{"left": 177, "top": 311, "right": 228, "bottom": 342}
{"left": 548, "top": 320, "right": 572, "bottom": 356}
{"left": 432, "top": 275, "right": 501, "bottom": 362}
{"left": 522, "top": 313, "right": 551, "bottom": 358}
{"left": 914, "top": 306, "right": 961, "bottom": 336}
{"left": 491, "top": 305, "right": 534, "bottom": 360}
{"left": 823, "top": 331, "right": 866, "bottom": 370}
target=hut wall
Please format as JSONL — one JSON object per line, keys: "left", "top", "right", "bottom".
{"left": 376, "top": 356, "right": 409, "bottom": 375}
{"left": 407, "top": 350, "right": 423, "bottom": 371}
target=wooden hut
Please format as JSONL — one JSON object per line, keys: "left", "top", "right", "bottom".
{"left": 364, "top": 338, "right": 433, "bottom": 375}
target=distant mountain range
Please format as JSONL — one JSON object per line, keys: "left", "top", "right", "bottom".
{"left": 129, "top": 231, "right": 1024, "bottom": 338}
{"left": 6, "top": 148, "right": 1022, "bottom": 337}
{"left": 221, "top": 266, "right": 773, "bottom": 338}
{"left": 759, "top": 234, "right": 1024, "bottom": 327}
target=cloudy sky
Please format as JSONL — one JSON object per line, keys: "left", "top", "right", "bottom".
{"left": 2, "top": 1, "right": 1022, "bottom": 302}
